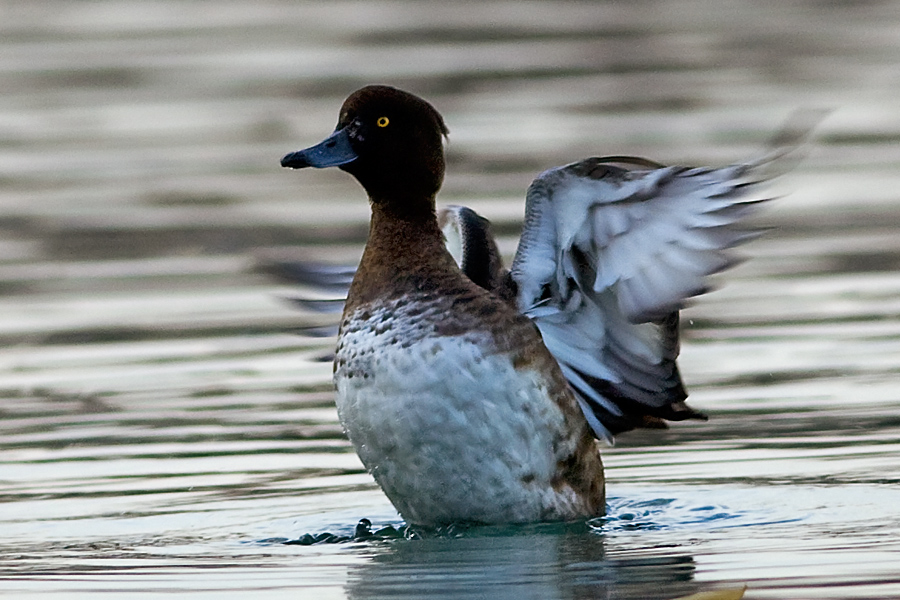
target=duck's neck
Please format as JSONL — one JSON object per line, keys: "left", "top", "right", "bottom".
{"left": 345, "top": 198, "right": 461, "bottom": 310}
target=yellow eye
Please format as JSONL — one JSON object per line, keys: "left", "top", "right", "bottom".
{"left": 376, "top": 116, "right": 390, "bottom": 128}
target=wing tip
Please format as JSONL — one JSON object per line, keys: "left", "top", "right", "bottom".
{"left": 745, "top": 107, "right": 830, "bottom": 176}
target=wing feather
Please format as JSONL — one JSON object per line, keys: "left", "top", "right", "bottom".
{"left": 510, "top": 127, "right": 815, "bottom": 439}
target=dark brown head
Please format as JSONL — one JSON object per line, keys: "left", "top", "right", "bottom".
{"left": 282, "top": 85, "right": 449, "bottom": 211}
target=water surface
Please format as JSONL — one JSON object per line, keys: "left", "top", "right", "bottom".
{"left": 2, "top": 1, "right": 900, "bottom": 598}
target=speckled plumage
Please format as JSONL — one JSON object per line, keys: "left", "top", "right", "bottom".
{"left": 335, "top": 298, "right": 603, "bottom": 525}
{"left": 333, "top": 199, "right": 603, "bottom": 525}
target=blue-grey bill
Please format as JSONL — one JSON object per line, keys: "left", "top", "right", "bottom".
{"left": 281, "top": 127, "right": 357, "bottom": 169}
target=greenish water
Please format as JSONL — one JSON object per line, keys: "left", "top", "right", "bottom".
{"left": 2, "top": 1, "right": 900, "bottom": 598}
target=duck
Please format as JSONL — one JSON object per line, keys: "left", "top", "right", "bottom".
{"left": 280, "top": 85, "right": 815, "bottom": 527}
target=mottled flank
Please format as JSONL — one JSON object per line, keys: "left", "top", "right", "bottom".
{"left": 335, "top": 297, "right": 604, "bottom": 524}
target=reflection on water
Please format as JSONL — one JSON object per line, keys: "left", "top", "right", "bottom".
{"left": 344, "top": 523, "right": 697, "bottom": 600}
{"left": 3, "top": 0, "right": 900, "bottom": 598}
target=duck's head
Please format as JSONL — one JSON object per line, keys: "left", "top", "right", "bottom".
{"left": 281, "top": 85, "right": 449, "bottom": 209}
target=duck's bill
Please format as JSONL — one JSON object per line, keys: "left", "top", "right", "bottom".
{"left": 281, "top": 127, "right": 358, "bottom": 169}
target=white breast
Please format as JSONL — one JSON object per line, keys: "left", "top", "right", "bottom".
{"left": 334, "top": 302, "right": 584, "bottom": 526}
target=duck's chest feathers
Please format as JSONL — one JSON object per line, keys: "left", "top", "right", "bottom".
{"left": 332, "top": 297, "right": 587, "bottom": 525}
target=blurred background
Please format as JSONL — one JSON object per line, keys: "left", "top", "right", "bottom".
{"left": 2, "top": 1, "right": 900, "bottom": 599}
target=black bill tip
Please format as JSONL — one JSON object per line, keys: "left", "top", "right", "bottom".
{"left": 281, "top": 151, "right": 310, "bottom": 169}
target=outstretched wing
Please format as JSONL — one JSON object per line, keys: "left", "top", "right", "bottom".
{"left": 510, "top": 152, "right": 788, "bottom": 442}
